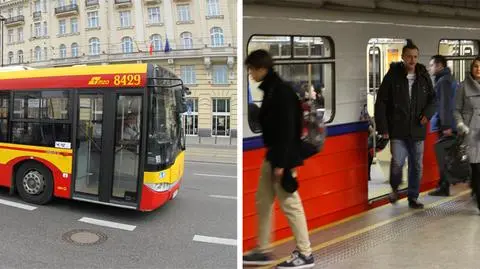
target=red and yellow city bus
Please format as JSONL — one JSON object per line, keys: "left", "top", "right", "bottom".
{"left": 0, "top": 63, "right": 188, "bottom": 211}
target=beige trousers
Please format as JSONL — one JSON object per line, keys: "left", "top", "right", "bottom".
{"left": 256, "top": 160, "right": 312, "bottom": 256}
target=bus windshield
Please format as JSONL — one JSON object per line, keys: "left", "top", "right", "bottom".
{"left": 147, "top": 79, "right": 183, "bottom": 169}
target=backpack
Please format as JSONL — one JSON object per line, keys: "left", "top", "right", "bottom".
{"left": 299, "top": 97, "right": 327, "bottom": 160}
{"left": 445, "top": 134, "right": 471, "bottom": 184}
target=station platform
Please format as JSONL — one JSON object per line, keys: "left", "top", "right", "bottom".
{"left": 245, "top": 183, "right": 480, "bottom": 269}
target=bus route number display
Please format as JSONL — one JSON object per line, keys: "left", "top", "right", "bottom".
{"left": 113, "top": 74, "right": 142, "bottom": 86}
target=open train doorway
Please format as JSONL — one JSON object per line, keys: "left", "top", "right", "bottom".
{"left": 366, "top": 38, "right": 409, "bottom": 200}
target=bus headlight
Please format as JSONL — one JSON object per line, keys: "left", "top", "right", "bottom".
{"left": 145, "top": 183, "right": 172, "bottom": 192}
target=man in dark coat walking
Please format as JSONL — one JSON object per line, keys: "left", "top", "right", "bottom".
{"left": 242, "top": 49, "right": 314, "bottom": 269}
{"left": 375, "top": 39, "right": 436, "bottom": 209}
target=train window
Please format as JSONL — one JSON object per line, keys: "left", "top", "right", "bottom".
{"left": 246, "top": 35, "right": 335, "bottom": 133}
{"left": 293, "top": 37, "right": 331, "bottom": 58}
{"left": 438, "top": 39, "right": 480, "bottom": 82}
{"left": 248, "top": 36, "right": 291, "bottom": 59}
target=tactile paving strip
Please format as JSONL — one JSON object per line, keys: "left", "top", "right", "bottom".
{"left": 311, "top": 196, "right": 474, "bottom": 268}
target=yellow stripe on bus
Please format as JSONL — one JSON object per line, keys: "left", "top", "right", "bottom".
{"left": 143, "top": 151, "right": 185, "bottom": 184}
{"left": 0, "top": 143, "right": 73, "bottom": 173}
{"left": 0, "top": 63, "right": 148, "bottom": 80}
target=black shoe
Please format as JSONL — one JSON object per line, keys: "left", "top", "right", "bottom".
{"left": 388, "top": 191, "right": 399, "bottom": 204}
{"left": 408, "top": 199, "right": 424, "bottom": 209}
{"left": 243, "top": 251, "right": 274, "bottom": 266}
{"left": 428, "top": 188, "right": 450, "bottom": 197}
{"left": 276, "top": 250, "right": 314, "bottom": 269}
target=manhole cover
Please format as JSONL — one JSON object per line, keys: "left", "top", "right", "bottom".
{"left": 62, "top": 229, "right": 107, "bottom": 246}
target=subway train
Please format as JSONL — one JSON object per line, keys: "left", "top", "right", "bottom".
{"left": 242, "top": 0, "right": 480, "bottom": 251}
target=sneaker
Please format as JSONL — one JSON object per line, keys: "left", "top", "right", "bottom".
{"left": 276, "top": 250, "right": 314, "bottom": 269}
{"left": 243, "top": 251, "right": 274, "bottom": 266}
{"left": 428, "top": 188, "right": 449, "bottom": 197}
{"left": 388, "top": 191, "right": 399, "bottom": 204}
{"left": 408, "top": 199, "right": 424, "bottom": 209}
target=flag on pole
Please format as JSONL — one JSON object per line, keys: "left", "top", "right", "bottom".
{"left": 149, "top": 40, "right": 153, "bottom": 56}
{"left": 164, "top": 34, "right": 171, "bottom": 53}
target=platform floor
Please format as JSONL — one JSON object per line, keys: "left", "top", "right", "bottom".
{"left": 247, "top": 183, "right": 479, "bottom": 269}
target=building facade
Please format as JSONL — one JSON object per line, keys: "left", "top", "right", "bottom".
{"left": 0, "top": 0, "right": 237, "bottom": 138}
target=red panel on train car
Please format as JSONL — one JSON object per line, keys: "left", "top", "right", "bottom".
{"left": 243, "top": 127, "right": 440, "bottom": 252}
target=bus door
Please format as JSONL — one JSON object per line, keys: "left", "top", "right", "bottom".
{"left": 73, "top": 90, "right": 144, "bottom": 207}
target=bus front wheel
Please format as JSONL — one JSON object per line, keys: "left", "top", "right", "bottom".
{"left": 15, "top": 162, "right": 54, "bottom": 205}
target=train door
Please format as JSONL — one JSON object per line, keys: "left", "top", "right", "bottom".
{"left": 366, "top": 38, "right": 409, "bottom": 201}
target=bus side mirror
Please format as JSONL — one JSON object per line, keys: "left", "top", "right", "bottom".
{"left": 175, "top": 88, "right": 187, "bottom": 113}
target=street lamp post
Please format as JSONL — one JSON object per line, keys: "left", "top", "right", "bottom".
{"left": 0, "top": 15, "right": 5, "bottom": 67}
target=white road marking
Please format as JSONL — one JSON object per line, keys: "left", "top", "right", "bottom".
{"left": 0, "top": 198, "right": 37, "bottom": 211}
{"left": 209, "top": 195, "right": 237, "bottom": 200}
{"left": 78, "top": 217, "right": 136, "bottom": 231}
{"left": 193, "top": 235, "right": 237, "bottom": 246}
{"left": 194, "top": 173, "right": 236, "bottom": 178}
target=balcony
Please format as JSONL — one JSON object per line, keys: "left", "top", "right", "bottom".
{"left": 114, "top": 0, "right": 132, "bottom": 8}
{"left": 144, "top": 0, "right": 161, "bottom": 4}
{"left": 55, "top": 4, "right": 79, "bottom": 17}
{"left": 5, "top": 15, "right": 25, "bottom": 27}
{"left": 33, "top": 11, "right": 41, "bottom": 21}
{"left": 86, "top": 0, "right": 99, "bottom": 7}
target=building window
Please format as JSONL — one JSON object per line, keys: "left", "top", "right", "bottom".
{"left": 59, "top": 19, "right": 66, "bottom": 35}
{"left": 8, "top": 29, "right": 14, "bottom": 44}
{"left": 181, "top": 65, "right": 196, "bottom": 84}
{"left": 12, "top": 91, "right": 71, "bottom": 147}
{"left": 43, "top": 21, "right": 47, "bottom": 36}
{"left": 120, "top": 11, "right": 131, "bottom": 27}
{"left": 89, "top": 37, "right": 100, "bottom": 55}
{"left": 59, "top": 44, "right": 67, "bottom": 58}
{"left": 148, "top": 7, "right": 161, "bottom": 24}
{"left": 8, "top": 52, "right": 13, "bottom": 64}
{"left": 150, "top": 34, "right": 162, "bottom": 51}
{"left": 183, "top": 98, "right": 198, "bottom": 135}
{"left": 17, "top": 6, "right": 22, "bottom": 16}
{"left": 71, "top": 17, "right": 78, "bottom": 33}
{"left": 247, "top": 35, "right": 335, "bottom": 132}
{"left": 210, "top": 27, "right": 224, "bottom": 47}
{"left": 17, "top": 28, "right": 23, "bottom": 42}
{"left": 439, "top": 39, "right": 480, "bottom": 82}
{"left": 181, "top": 32, "right": 193, "bottom": 49}
{"left": 7, "top": 8, "right": 13, "bottom": 18}
{"left": 212, "top": 98, "right": 230, "bottom": 136}
{"left": 34, "top": 46, "right": 41, "bottom": 62}
{"left": 71, "top": 43, "right": 79, "bottom": 57}
{"left": 18, "top": 50, "right": 23, "bottom": 63}
{"left": 177, "top": 5, "right": 191, "bottom": 22}
{"left": 34, "top": 22, "right": 41, "bottom": 37}
{"left": 44, "top": 47, "right": 47, "bottom": 60}
{"left": 212, "top": 65, "right": 228, "bottom": 84}
{"left": 87, "top": 11, "right": 99, "bottom": 28}
{"left": 207, "top": 0, "right": 220, "bottom": 16}
{"left": 34, "top": 0, "right": 41, "bottom": 12}
{"left": 121, "top": 36, "right": 133, "bottom": 54}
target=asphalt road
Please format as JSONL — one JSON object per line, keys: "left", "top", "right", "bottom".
{"left": 0, "top": 160, "right": 237, "bottom": 269}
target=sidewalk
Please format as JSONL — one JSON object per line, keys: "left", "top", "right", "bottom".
{"left": 185, "top": 138, "right": 237, "bottom": 164}
{"left": 186, "top": 135, "right": 237, "bottom": 146}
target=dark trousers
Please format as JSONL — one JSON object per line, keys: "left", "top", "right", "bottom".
{"left": 434, "top": 134, "right": 456, "bottom": 191}
{"left": 470, "top": 164, "right": 480, "bottom": 209}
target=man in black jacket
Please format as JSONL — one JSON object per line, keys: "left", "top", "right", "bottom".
{"left": 375, "top": 40, "right": 436, "bottom": 209}
{"left": 242, "top": 50, "right": 314, "bottom": 269}
{"left": 428, "top": 54, "right": 456, "bottom": 197}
